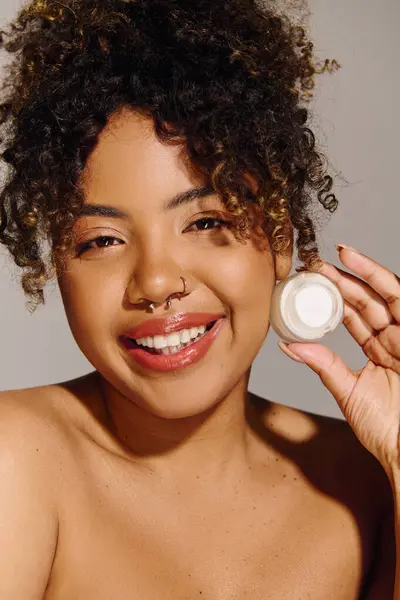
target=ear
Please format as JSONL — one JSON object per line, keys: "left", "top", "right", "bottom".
{"left": 273, "top": 222, "right": 294, "bottom": 282}
{"left": 274, "top": 249, "right": 293, "bottom": 281}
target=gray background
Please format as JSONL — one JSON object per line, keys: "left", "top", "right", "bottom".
{"left": 0, "top": 0, "right": 399, "bottom": 419}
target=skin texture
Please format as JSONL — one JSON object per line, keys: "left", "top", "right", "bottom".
{"left": 0, "top": 110, "right": 395, "bottom": 599}
{"left": 0, "top": 378, "right": 394, "bottom": 599}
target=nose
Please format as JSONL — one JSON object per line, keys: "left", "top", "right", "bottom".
{"left": 126, "top": 248, "right": 188, "bottom": 310}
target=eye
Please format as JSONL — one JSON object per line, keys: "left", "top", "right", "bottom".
{"left": 76, "top": 235, "right": 124, "bottom": 256}
{"left": 187, "top": 217, "right": 232, "bottom": 232}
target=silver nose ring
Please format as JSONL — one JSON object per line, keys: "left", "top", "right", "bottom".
{"left": 147, "top": 277, "right": 187, "bottom": 311}
{"left": 166, "top": 277, "right": 186, "bottom": 308}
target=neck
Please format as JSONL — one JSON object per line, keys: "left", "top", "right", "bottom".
{"left": 97, "top": 372, "right": 255, "bottom": 483}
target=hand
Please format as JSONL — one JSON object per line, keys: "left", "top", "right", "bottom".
{"left": 279, "top": 244, "right": 400, "bottom": 475}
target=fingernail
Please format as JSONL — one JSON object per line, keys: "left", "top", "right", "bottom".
{"left": 335, "top": 243, "right": 358, "bottom": 253}
{"left": 278, "top": 341, "right": 305, "bottom": 364}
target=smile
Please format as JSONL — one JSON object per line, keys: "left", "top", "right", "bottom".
{"left": 120, "top": 318, "right": 225, "bottom": 372}
{"left": 131, "top": 321, "right": 215, "bottom": 355}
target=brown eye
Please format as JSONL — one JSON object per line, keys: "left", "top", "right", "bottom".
{"left": 188, "top": 217, "right": 231, "bottom": 232}
{"left": 76, "top": 235, "right": 123, "bottom": 256}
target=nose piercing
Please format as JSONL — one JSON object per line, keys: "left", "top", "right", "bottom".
{"left": 146, "top": 277, "right": 187, "bottom": 312}
{"left": 165, "top": 277, "right": 186, "bottom": 308}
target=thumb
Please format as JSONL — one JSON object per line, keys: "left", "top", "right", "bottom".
{"left": 278, "top": 341, "right": 357, "bottom": 409}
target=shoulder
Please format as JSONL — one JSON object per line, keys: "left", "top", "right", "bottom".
{"left": 256, "top": 398, "right": 396, "bottom": 597}
{"left": 0, "top": 386, "right": 63, "bottom": 596}
{"left": 250, "top": 393, "right": 392, "bottom": 515}
{"left": 0, "top": 376, "right": 99, "bottom": 467}
{"left": 0, "top": 372, "right": 114, "bottom": 472}
{"left": 0, "top": 383, "right": 92, "bottom": 597}
{"left": 0, "top": 384, "right": 69, "bottom": 473}
{"left": 1, "top": 370, "right": 104, "bottom": 426}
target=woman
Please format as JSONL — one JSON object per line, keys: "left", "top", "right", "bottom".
{"left": 0, "top": 0, "right": 398, "bottom": 598}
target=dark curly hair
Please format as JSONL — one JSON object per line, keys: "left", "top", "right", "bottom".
{"left": 0, "top": 0, "right": 339, "bottom": 310}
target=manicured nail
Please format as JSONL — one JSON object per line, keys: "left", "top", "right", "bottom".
{"left": 335, "top": 243, "right": 358, "bottom": 253}
{"left": 278, "top": 341, "right": 305, "bottom": 364}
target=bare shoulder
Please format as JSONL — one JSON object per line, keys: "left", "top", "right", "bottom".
{"left": 0, "top": 384, "right": 64, "bottom": 446}
{"left": 1, "top": 380, "right": 70, "bottom": 432}
{"left": 0, "top": 384, "right": 72, "bottom": 598}
{"left": 0, "top": 384, "right": 67, "bottom": 485}
{"left": 0, "top": 373, "right": 105, "bottom": 462}
{"left": 250, "top": 393, "right": 392, "bottom": 516}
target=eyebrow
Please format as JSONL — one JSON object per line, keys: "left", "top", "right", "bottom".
{"left": 78, "top": 185, "right": 215, "bottom": 218}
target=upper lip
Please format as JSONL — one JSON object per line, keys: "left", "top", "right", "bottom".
{"left": 122, "top": 312, "right": 225, "bottom": 340}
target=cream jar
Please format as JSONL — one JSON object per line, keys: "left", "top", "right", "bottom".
{"left": 269, "top": 272, "right": 344, "bottom": 343}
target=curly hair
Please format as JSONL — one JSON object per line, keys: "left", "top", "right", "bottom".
{"left": 0, "top": 0, "right": 339, "bottom": 310}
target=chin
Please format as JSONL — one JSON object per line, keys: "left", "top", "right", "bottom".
{"left": 100, "top": 357, "right": 236, "bottom": 418}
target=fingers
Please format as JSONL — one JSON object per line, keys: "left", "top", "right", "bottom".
{"left": 334, "top": 245, "right": 400, "bottom": 322}
{"left": 342, "top": 300, "right": 374, "bottom": 346}
{"left": 279, "top": 342, "right": 357, "bottom": 410}
{"left": 371, "top": 326, "right": 400, "bottom": 374}
{"left": 320, "top": 261, "right": 393, "bottom": 332}
{"left": 338, "top": 301, "right": 400, "bottom": 372}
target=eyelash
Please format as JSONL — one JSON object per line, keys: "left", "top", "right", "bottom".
{"left": 75, "top": 217, "right": 232, "bottom": 256}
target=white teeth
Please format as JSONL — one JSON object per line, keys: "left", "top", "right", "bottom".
{"left": 135, "top": 323, "right": 212, "bottom": 350}
{"left": 161, "top": 344, "right": 183, "bottom": 355}
{"left": 180, "top": 329, "right": 191, "bottom": 343}
{"left": 153, "top": 335, "right": 168, "bottom": 349}
{"left": 166, "top": 332, "right": 181, "bottom": 347}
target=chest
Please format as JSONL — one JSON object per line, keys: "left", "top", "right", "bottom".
{"left": 46, "top": 461, "right": 374, "bottom": 600}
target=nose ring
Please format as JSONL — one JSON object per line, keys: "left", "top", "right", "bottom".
{"left": 166, "top": 277, "right": 187, "bottom": 308}
{"left": 146, "top": 277, "right": 187, "bottom": 311}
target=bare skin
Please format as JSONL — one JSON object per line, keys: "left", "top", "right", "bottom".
{"left": 0, "top": 374, "right": 394, "bottom": 599}
{"left": 0, "top": 109, "right": 395, "bottom": 598}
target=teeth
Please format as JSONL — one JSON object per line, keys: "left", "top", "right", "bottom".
{"left": 135, "top": 323, "right": 210, "bottom": 351}
{"left": 166, "top": 332, "right": 181, "bottom": 347}
{"left": 189, "top": 327, "right": 199, "bottom": 339}
{"left": 153, "top": 335, "right": 168, "bottom": 349}
{"left": 180, "top": 329, "right": 191, "bottom": 343}
{"left": 161, "top": 343, "right": 183, "bottom": 356}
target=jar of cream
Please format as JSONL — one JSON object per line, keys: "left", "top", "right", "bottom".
{"left": 269, "top": 272, "right": 344, "bottom": 343}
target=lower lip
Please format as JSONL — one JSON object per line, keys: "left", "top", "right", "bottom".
{"left": 120, "top": 318, "right": 226, "bottom": 372}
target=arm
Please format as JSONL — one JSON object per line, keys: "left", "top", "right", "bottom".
{"left": 0, "top": 396, "right": 59, "bottom": 599}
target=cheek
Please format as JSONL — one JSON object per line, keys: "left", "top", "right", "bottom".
{"left": 214, "top": 247, "right": 275, "bottom": 312}
{"left": 209, "top": 248, "right": 275, "bottom": 366}
{"left": 58, "top": 268, "right": 123, "bottom": 340}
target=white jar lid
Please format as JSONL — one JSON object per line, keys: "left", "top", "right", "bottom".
{"left": 293, "top": 283, "right": 334, "bottom": 328}
{"left": 270, "top": 272, "right": 344, "bottom": 342}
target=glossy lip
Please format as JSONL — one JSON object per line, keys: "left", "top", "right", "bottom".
{"left": 120, "top": 317, "right": 226, "bottom": 373}
{"left": 122, "top": 312, "right": 225, "bottom": 340}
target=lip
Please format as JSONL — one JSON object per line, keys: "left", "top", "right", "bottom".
{"left": 123, "top": 312, "right": 225, "bottom": 340}
{"left": 120, "top": 317, "right": 226, "bottom": 373}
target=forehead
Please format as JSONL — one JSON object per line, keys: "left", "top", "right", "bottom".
{"left": 80, "top": 108, "right": 204, "bottom": 208}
